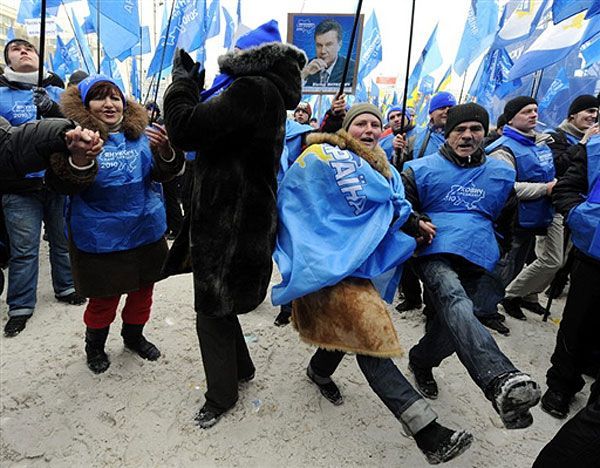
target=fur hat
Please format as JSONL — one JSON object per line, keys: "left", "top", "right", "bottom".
{"left": 504, "top": 96, "right": 537, "bottom": 123}
{"left": 429, "top": 92, "right": 456, "bottom": 113}
{"left": 444, "top": 103, "right": 489, "bottom": 138}
{"left": 342, "top": 103, "right": 383, "bottom": 131}
{"left": 4, "top": 39, "right": 38, "bottom": 66}
{"left": 568, "top": 94, "right": 599, "bottom": 117}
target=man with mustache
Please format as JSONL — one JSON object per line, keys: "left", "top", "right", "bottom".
{"left": 402, "top": 103, "right": 542, "bottom": 430}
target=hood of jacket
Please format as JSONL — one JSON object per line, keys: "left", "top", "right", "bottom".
{"left": 60, "top": 84, "right": 148, "bottom": 141}
{"left": 306, "top": 129, "right": 392, "bottom": 180}
{"left": 217, "top": 42, "right": 307, "bottom": 110}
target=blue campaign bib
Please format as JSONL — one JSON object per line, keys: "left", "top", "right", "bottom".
{"left": 567, "top": 135, "right": 600, "bottom": 260}
{"left": 486, "top": 129, "right": 555, "bottom": 229}
{"left": 67, "top": 132, "right": 166, "bottom": 253}
{"left": 272, "top": 142, "right": 416, "bottom": 305}
{"left": 412, "top": 126, "right": 445, "bottom": 160}
{"left": 406, "top": 152, "right": 515, "bottom": 271}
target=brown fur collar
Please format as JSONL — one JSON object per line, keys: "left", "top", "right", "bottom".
{"left": 60, "top": 85, "right": 149, "bottom": 141}
{"left": 306, "top": 130, "right": 392, "bottom": 179}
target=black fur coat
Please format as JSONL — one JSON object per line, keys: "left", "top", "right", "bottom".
{"left": 163, "top": 42, "right": 306, "bottom": 317}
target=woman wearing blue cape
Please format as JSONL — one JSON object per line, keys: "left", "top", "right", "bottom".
{"left": 272, "top": 102, "right": 473, "bottom": 465}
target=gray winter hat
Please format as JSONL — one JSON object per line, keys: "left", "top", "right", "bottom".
{"left": 342, "top": 103, "right": 383, "bottom": 131}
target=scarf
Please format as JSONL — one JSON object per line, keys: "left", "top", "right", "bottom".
{"left": 3, "top": 67, "right": 48, "bottom": 86}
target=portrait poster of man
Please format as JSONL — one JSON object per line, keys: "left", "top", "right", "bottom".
{"left": 287, "top": 13, "right": 364, "bottom": 95}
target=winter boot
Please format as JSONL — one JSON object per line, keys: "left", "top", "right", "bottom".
{"left": 85, "top": 326, "right": 110, "bottom": 374}
{"left": 121, "top": 323, "right": 161, "bottom": 361}
{"left": 414, "top": 421, "right": 473, "bottom": 465}
{"left": 487, "top": 371, "right": 541, "bottom": 429}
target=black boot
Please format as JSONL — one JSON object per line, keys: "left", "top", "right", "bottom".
{"left": 121, "top": 323, "right": 161, "bottom": 361}
{"left": 414, "top": 421, "right": 473, "bottom": 464}
{"left": 85, "top": 326, "right": 110, "bottom": 374}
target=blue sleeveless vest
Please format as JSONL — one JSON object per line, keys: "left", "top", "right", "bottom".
{"left": 412, "top": 126, "right": 445, "bottom": 159}
{"left": 67, "top": 132, "right": 167, "bottom": 253}
{"left": 405, "top": 152, "right": 515, "bottom": 271}
{"left": 486, "top": 129, "right": 555, "bottom": 229}
{"left": 567, "top": 136, "right": 600, "bottom": 261}
{"left": 0, "top": 85, "right": 64, "bottom": 179}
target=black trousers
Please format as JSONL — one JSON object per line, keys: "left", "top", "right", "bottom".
{"left": 534, "top": 375, "right": 600, "bottom": 467}
{"left": 400, "top": 259, "right": 422, "bottom": 304}
{"left": 196, "top": 314, "right": 255, "bottom": 412}
{"left": 162, "top": 176, "right": 183, "bottom": 235}
{"left": 546, "top": 251, "right": 600, "bottom": 396}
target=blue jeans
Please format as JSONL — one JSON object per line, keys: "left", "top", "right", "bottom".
{"left": 2, "top": 191, "right": 75, "bottom": 317}
{"left": 410, "top": 256, "right": 517, "bottom": 392}
{"left": 310, "top": 348, "right": 437, "bottom": 435}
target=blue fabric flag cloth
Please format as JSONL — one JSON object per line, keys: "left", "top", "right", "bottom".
{"left": 272, "top": 141, "right": 417, "bottom": 306}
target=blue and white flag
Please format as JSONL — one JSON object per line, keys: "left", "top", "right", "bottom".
{"left": 272, "top": 143, "right": 416, "bottom": 305}
{"left": 222, "top": 7, "right": 235, "bottom": 49}
{"left": 470, "top": 47, "right": 518, "bottom": 107}
{"left": 370, "top": 80, "right": 380, "bottom": 107}
{"left": 454, "top": 0, "right": 500, "bottom": 76}
{"left": 552, "top": 0, "right": 593, "bottom": 24}
{"left": 538, "top": 68, "right": 569, "bottom": 111}
{"left": 100, "top": 55, "right": 126, "bottom": 93}
{"left": 205, "top": 0, "right": 221, "bottom": 39}
{"left": 357, "top": 11, "right": 382, "bottom": 82}
{"left": 117, "top": 26, "right": 152, "bottom": 61}
{"left": 582, "top": 35, "right": 600, "bottom": 67}
{"left": 130, "top": 57, "right": 141, "bottom": 101}
{"left": 408, "top": 25, "right": 441, "bottom": 95}
{"left": 17, "top": 0, "right": 66, "bottom": 23}
{"left": 493, "top": 0, "right": 549, "bottom": 49}
{"left": 71, "top": 12, "right": 96, "bottom": 73}
{"left": 82, "top": 15, "right": 95, "bottom": 34}
{"left": 509, "top": 12, "right": 598, "bottom": 80}
{"left": 177, "top": 0, "right": 207, "bottom": 52}
{"left": 6, "top": 25, "right": 15, "bottom": 41}
{"left": 586, "top": 0, "right": 600, "bottom": 18}
{"left": 87, "top": 0, "right": 140, "bottom": 59}
{"left": 236, "top": 0, "right": 242, "bottom": 24}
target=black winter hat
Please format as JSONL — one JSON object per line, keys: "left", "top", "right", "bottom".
{"left": 504, "top": 96, "right": 537, "bottom": 123}
{"left": 68, "top": 70, "right": 89, "bottom": 86}
{"left": 496, "top": 113, "right": 507, "bottom": 129}
{"left": 444, "top": 103, "right": 490, "bottom": 138}
{"left": 3, "top": 39, "right": 38, "bottom": 66}
{"left": 567, "top": 94, "right": 599, "bottom": 117}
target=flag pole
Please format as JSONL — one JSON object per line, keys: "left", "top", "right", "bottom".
{"left": 399, "top": 0, "right": 416, "bottom": 135}
{"left": 531, "top": 69, "right": 544, "bottom": 99}
{"left": 61, "top": 2, "right": 91, "bottom": 74}
{"left": 37, "top": 0, "right": 47, "bottom": 119}
{"left": 337, "top": 0, "right": 363, "bottom": 98}
{"left": 458, "top": 72, "right": 468, "bottom": 103}
{"left": 149, "top": 0, "right": 177, "bottom": 123}
{"left": 96, "top": 0, "right": 101, "bottom": 73}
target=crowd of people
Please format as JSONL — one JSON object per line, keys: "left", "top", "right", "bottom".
{"left": 1, "top": 19, "right": 599, "bottom": 466}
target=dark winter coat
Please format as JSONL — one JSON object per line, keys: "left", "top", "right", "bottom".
{"left": 56, "top": 85, "right": 185, "bottom": 298}
{"left": 546, "top": 126, "right": 585, "bottom": 178}
{"left": 163, "top": 42, "right": 306, "bottom": 317}
{"left": 0, "top": 71, "right": 65, "bottom": 194}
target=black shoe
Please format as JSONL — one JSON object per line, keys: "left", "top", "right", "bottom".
{"left": 409, "top": 362, "right": 438, "bottom": 399}
{"left": 488, "top": 372, "right": 541, "bottom": 429}
{"left": 4, "top": 315, "right": 30, "bottom": 337}
{"left": 122, "top": 324, "right": 161, "bottom": 361}
{"left": 501, "top": 298, "right": 527, "bottom": 320}
{"left": 56, "top": 292, "right": 87, "bottom": 306}
{"left": 520, "top": 300, "right": 546, "bottom": 316}
{"left": 307, "top": 365, "right": 343, "bottom": 405}
{"left": 194, "top": 405, "right": 225, "bottom": 429}
{"left": 414, "top": 422, "right": 473, "bottom": 465}
{"left": 541, "top": 389, "right": 571, "bottom": 419}
{"left": 274, "top": 309, "right": 291, "bottom": 327}
{"left": 166, "top": 231, "right": 178, "bottom": 241}
{"left": 395, "top": 299, "right": 422, "bottom": 313}
{"left": 85, "top": 327, "right": 110, "bottom": 374}
{"left": 478, "top": 316, "right": 510, "bottom": 336}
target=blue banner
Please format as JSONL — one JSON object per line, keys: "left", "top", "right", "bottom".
{"left": 222, "top": 6, "right": 234, "bottom": 49}
{"left": 357, "top": 11, "right": 382, "bottom": 82}
{"left": 71, "top": 12, "right": 96, "bottom": 73}
{"left": 205, "top": 0, "right": 221, "bottom": 39}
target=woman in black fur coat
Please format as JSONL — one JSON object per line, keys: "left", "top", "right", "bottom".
{"left": 162, "top": 20, "right": 306, "bottom": 428}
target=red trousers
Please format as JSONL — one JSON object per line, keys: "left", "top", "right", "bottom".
{"left": 84, "top": 284, "right": 154, "bottom": 329}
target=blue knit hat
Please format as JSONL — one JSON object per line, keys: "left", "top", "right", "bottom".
{"left": 78, "top": 74, "right": 126, "bottom": 107}
{"left": 235, "top": 19, "right": 281, "bottom": 50}
{"left": 429, "top": 91, "right": 457, "bottom": 113}
{"left": 386, "top": 105, "right": 409, "bottom": 123}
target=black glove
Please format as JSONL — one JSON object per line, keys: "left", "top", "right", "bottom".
{"left": 33, "top": 87, "right": 54, "bottom": 115}
{"left": 172, "top": 49, "right": 205, "bottom": 89}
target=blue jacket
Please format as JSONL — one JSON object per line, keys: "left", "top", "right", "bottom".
{"left": 567, "top": 135, "right": 600, "bottom": 261}
{"left": 486, "top": 127, "right": 555, "bottom": 229}
{"left": 68, "top": 132, "right": 167, "bottom": 254}
{"left": 405, "top": 152, "right": 515, "bottom": 271}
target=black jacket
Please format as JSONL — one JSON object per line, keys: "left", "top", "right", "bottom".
{"left": 163, "top": 42, "right": 306, "bottom": 317}
{"left": 546, "top": 128, "right": 585, "bottom": 178}
{"left": 402, "top": 143, "right": 517, "bottom": 261}
{"left": 0, "top": 71, "right": 66, "bottom": 194}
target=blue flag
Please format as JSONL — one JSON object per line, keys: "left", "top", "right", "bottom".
{"left": 586, "top": 0, "right": 600, "bottom": 18}
{"left": 355, "top": 80, "right": 368, "bottom": 103}
{"left": 236, "top": 0, "right": 242, "bottom": 24}
{"left": 205, "top": 0, "right": 221, "bottom": 39}
{"left": 7, "top": 25, "right": 14, "bottom": 41}
{"left": 117, "top": 26, "right": 152, "bottom": 61}
{"left": 454, "top": 0, "right": 500, "bottom": 76}
{"left": 71, "top": 12, "right": 96, "bottom": 73}
{"left": 582, "top": 34, "right": 600, "bottom": 67}
{"left": 357, "top": 11, "right": 382, "bottom": 82}
{"left": 17, "top": 0, "right": 65, "bottom": 23}
{"left": 100, "top": 55, "right": 126, "bottom": 93}
{"left": 130, "top": 57, "right": 141, "bottom": 101}
{"left": 370, "top": 80, "right": 380, "bottom": 107}
{"left": 407, "top": 25, "right": 440, "bottom": 96}
{"left": 222, "top": 6, "right": 235, "bottom": 49}
{"left": 538, "top": 68, "right": 569, "bottom": 111}
{"left": 272, "top": 144, "right": 416, "bottom": 305}
{"left": 87, "top": 0, "right": 140, "bottom": 59}
{"left": 493, "top": 0, "right": 549, "bottom": 49}
{"left": 470, "top": 47, "right": 517, "bottom": 108}
{"left": 552, "top": 0, "right": 593, "bottom": 24}
{"left": 176, "top": 0, "right": 207, "bottom": 52}
{"left": 82, "top": 15, "right": 95, "bottom": 34}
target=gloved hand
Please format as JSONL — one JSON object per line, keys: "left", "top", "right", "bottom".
{"left": 33, "top": 87, "right": 54, "bottom": 115}
{"left": 172, "top": 49, "right": 205, "bottom": 89}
